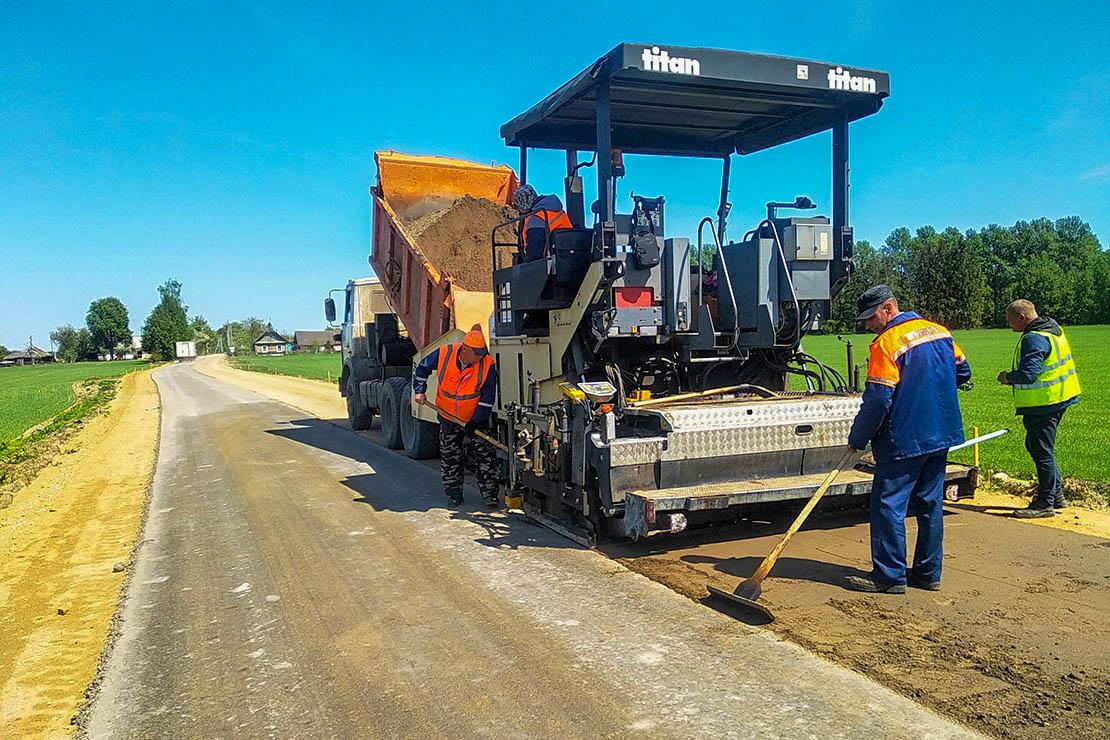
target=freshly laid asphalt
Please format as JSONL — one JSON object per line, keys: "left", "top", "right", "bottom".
{"left": 85, "top": 363, "right": 976, "bottom": 738}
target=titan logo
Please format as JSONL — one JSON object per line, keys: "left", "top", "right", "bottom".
{"left": 640, "top": 46, "right": 701, "bottom": 76}
{"left": 827, "top": 66, "right": 877, "bottom": 93}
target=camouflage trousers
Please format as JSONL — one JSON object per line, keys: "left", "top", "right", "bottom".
{"left": 439, "top": 419, "right": 499, "bottom": 503}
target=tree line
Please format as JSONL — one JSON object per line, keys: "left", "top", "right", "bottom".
{"left": 827, "top": 216, "right": 1109, "bottom": 331}
{"left": 50, "top": 279, "right": 216, "bottom": 362}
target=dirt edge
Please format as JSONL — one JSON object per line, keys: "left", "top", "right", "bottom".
{"left": 71, "top": 369, "right": 164, "bottom": 738}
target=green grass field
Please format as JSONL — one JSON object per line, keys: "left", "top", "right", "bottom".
{"left": 799, "top": 326, "right": 1108, "bottom": 483}
{"left": 229, "top": 353, "right": 342, "bottom": 383}
{"left": 0, "top": 360, "right": 148, "bottom": 443}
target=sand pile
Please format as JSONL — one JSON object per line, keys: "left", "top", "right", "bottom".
{"left": 405, "top": 195, "right": 517, "bottom": 292}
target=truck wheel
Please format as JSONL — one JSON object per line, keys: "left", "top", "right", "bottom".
{"left": 379, "top": 376, "right": 408, "bottom": 449}
{"left": 346, "top": 379, "right": 373, "bottom": 430}
{"left": 402, "top": 390, "right": 440, "bottom": 460}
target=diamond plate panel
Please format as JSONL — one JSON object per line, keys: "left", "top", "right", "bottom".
{"left": 660, "top": 417, "right": 853, "bottom": 460}
{"left": 642, "top": 396, "right": 862, "bottom": 432}
{"left": 608, "top": 396, "right": 861, "bottom": 465}
{"left": 608, "top": 438, "right": 665, "bottom": 467}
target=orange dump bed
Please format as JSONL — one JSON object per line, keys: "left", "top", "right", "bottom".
{"left": 369, "top": 151, "right": 518, "bottom": 349}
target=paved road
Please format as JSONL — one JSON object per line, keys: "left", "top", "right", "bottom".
{"left": 86, "top": 363, "right": 975, "bottom": 739}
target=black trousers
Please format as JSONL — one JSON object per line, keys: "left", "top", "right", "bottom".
{"left": 1022, "top": 408, "right": 1068, "bottom": 506}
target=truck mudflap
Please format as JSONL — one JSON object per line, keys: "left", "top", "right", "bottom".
{"left": 615, "top": 463, "right": 978, "bottom": 541}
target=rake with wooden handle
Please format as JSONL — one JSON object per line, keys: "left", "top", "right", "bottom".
{"left": 707, "top": 447, "right": 856, "bottom": 622}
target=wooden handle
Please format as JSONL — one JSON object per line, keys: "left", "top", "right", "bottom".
{"left": 416, "top": 398, "right": 508, "bottom": 452}
{"left": 748, "top": 448, "right": 855, "bottom": 584}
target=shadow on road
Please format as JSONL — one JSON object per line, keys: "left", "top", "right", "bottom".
{"left": 266, "top": 418, "right": 580, "bottom": 551}
{"left": 948, "top": 501, "right": 1024, "bottom": 517}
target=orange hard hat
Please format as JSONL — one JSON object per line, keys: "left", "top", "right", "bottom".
{"left": 462, "top": 324, "right": 486, "bottom": 350}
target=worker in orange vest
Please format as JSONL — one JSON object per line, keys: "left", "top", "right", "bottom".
{"left": 513, "top": 183, "right": 573, "bottom": 262}
{"left": 413, "top": 326, "right": 500, "bottom": 507}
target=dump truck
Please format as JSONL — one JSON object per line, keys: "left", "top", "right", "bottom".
{"left": 326, "top": 152, "right": 516, "bottom": 457}
{"left": 333, "top": 44, "right": 979, "bottom": 544}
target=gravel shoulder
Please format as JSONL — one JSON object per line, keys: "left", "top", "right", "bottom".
{"left": 0, "top": 370, "right": 160, "bottom": 737}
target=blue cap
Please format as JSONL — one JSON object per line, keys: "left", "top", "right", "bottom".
{"left": 856, "top": 284, "right": 895, "bottom": 320}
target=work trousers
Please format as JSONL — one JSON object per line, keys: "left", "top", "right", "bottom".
{"left": 1022, "top": 408, "right": 1068, "bottom": 507}
{"left": 439, "top": 418, "right": 498, "bottom": 502}
{"left": 869, "top": 451, "right": 948, "bottom": 585}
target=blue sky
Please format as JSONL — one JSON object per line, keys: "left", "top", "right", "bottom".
{"left": 2, "top": 1, "right": 1108, "bottom": 350}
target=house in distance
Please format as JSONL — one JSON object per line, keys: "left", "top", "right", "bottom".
{"left": 252, "top": 326, "right": 291, "bottom": 355}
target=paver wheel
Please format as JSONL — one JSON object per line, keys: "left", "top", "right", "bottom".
{"left": 379, "top": 376, "right": 408, "bottom": 449}
{"left": 401, "top": 386, "right": 440, "bottom": 460}
{"left": 346, "top": 378, "right": 373, "bottom": 431}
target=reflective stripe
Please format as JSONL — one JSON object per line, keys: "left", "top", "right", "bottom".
{"left": 1041, "top": 353, "right": 1072, "bottom": 373}
{"left": 441, "top": 390, "right": 483, "bottom": 400}
{"left": 866, "top": 375, "right": 897, "bottom": 388}
{"left": 1014, "top": 367, "right": 1078, "bottom": 390}
{"left": 891, "top": 328, "right": 952, "bottom": 361}
{"left": 436, "top": 345, "right": 455, "bottom": 386}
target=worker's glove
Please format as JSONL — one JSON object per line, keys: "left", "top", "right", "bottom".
{"left": 958, "top": 381, "right": 974, "bottom": 392}
{"left": 464, "top": 418, "right": 484, "bottom": 437}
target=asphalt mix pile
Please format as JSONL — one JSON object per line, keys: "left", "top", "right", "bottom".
{"left": 405, "top": 195, "right": 517, "bottom": 292}
{"left": 608, "top": 503, "right": 1110, "bottom": 739}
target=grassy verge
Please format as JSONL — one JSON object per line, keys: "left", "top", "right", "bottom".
{"left": 0, "top": 360, "right": 148, "bottom": 443}
{"left": 229, "top": 353, "right": 341, "bottom": 383}
{"left": 0, "top": 361, "right": 150, "bottom": 494}
{"left": 800, "top": 325, "right": 1109, "bottom": 498}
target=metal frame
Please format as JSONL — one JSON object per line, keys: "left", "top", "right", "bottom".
{"left": 504, "top": 43, "right": 885, "bottom": 275}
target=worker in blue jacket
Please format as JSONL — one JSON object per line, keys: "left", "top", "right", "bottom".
{"left": 997, "top": 299, "right": 1081, "bottom": 518}
{"left": 846, "top": 285, "right": 972, "bottom": 593}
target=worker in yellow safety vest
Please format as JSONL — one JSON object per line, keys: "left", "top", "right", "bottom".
{"left": 997, "top": 299, "right": 1081, "bottom": 518}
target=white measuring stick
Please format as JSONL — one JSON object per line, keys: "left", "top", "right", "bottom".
{"left": 949, "top": 428, "right": 1008, "bottom": 453}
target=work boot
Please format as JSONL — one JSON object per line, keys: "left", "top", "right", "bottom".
{"left": 844, "top": 575, "right": 906, "bottom": 594}
{"left": 1054, "top": 492, "right": 1068, "bottom": 509}
{"left": 445, "top": 491, "right": 464, "bottom": 506}
{"left": 1013, "top": 500, "right": 1055, "bottom": 518}
{"left": 908, "top": 574, "right": 942, "bottom": 591}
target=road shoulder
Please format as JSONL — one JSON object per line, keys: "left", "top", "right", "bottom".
{"left": 0, "top": 369, "right": 161, "bottom": 737}
{"left": 193, "top": 354, "right": 344, "bottom": 421}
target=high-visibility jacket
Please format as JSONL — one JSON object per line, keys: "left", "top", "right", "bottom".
{"left": 435, "top": 343, "right": 495, "bottom": 424}
{"left": 1011, "top": 329, "right": 1081, "bottom": 411}
{"left": 524, "top": 194, "right": 573, "bottom": 261}
{"left": 848, "top": 312, "right": 971, "bottom": 462}
{"left": 525, "top": 208, "right": 573, "bottom": 235}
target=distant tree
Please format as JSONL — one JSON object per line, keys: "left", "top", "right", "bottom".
{"left": 0, "top": 344, "right": 8, "bottom": 357}
{"left": 141, "top": 279, "right": 193, "bottom": 360}
{"left": 904, "top": 226, "right": 989, "bottom": 329}
{"left": 49, "top": 324, "right": 97, "bottom": 363}
{"left": 189, "top": 315, "right": 215, "bottom": 355}
{"left": 86, "top": 297, "right": 131, "bottom": 360}
{"left": 217, "top": 317, "right": 269, "bottom": 356}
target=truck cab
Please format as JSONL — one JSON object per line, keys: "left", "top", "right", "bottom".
{"left": 325, "top": 277, "right": 415, "bottom": 430}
